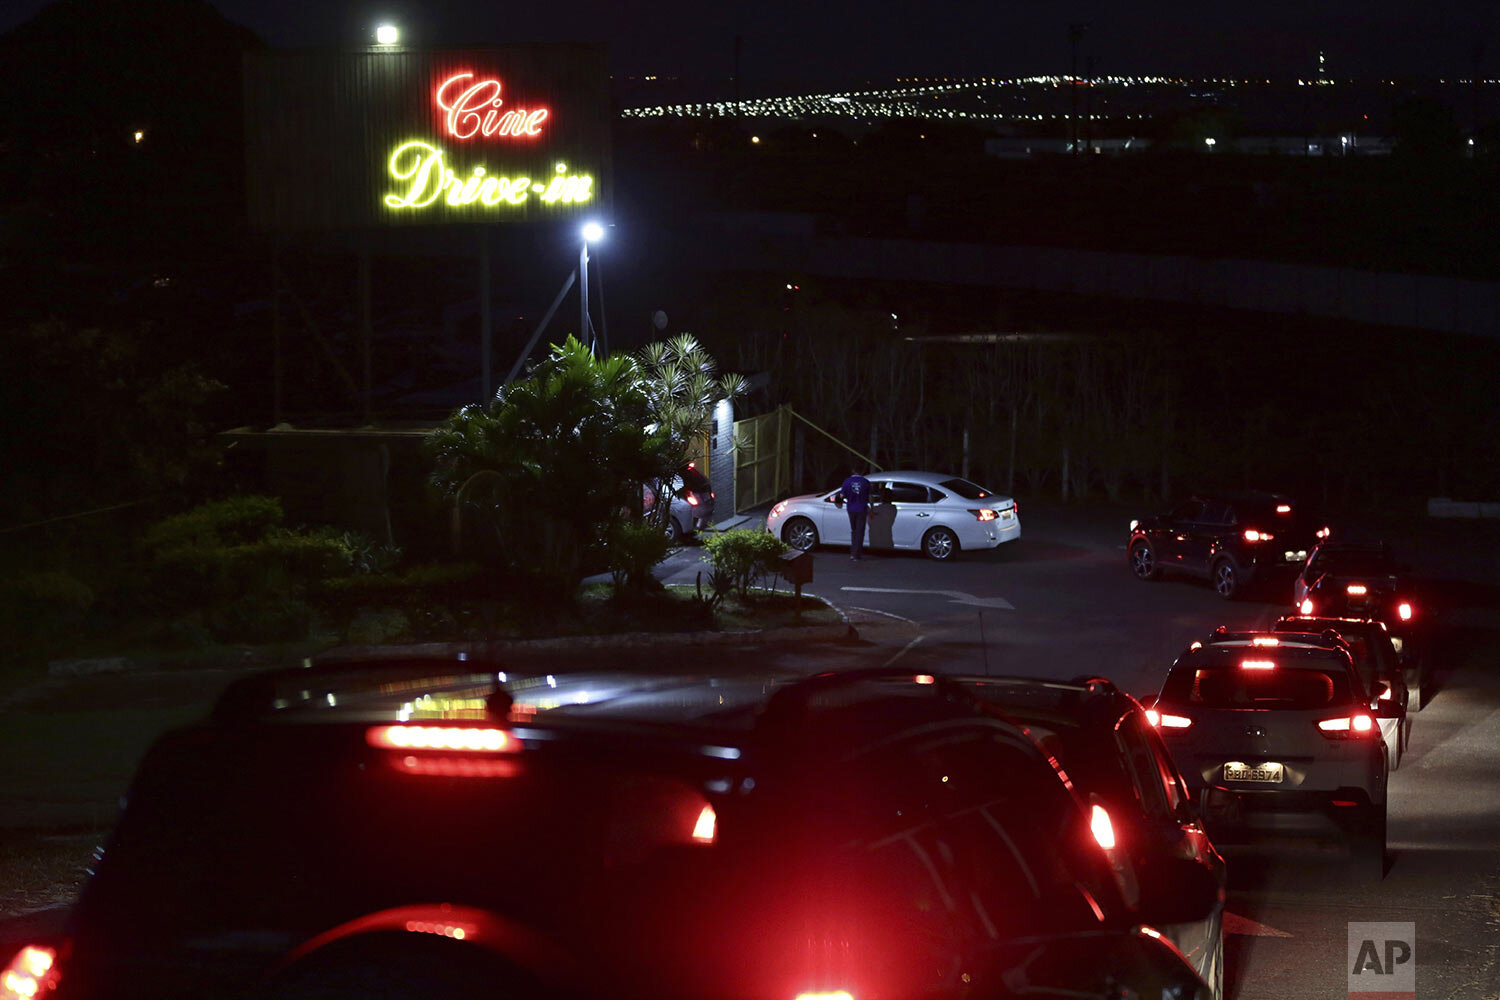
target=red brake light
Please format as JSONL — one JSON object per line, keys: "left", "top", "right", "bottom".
{"left": 969, "top": 508, "right": 999, "bottom": 521}
{"left": 794, "top": 993, "right": 854, "bottom": 1000}
{"left": 1240, "top": 659, "right": 1276, "bottom": 670}
{"left": 1378, "top": 685, "right": 1394, "bottom": 701}
{"left": 2, "top": 945, "right": 60, "bottom": 1000}
{"left": 1089, "top": 804, "right": 1116, "bottom": 850}
{"left": 913, "top": 674, "right": 935, "bottom": 685}
{"left": 1147, "top": 709, "right": 1192, "bottom": 729}
{"left": 1318, "top": 713, "right": 1376, "bottom": 738}
{"left": 1276, "top": 504, "right": 1292, "bottom": 514}
{"left": 1346, "top": 584, "right": 1368, "bottom": 595}
{"left": 1012, "top": 501, "right": 1019, "bottom": 516}
{"left": 1243, "top": 529, "right": 1273, "bottom": 542}
{"left": 686, "top": 493, "right": 700, "bottom": 506}
{"left": 692, "top": 804, "right": 717, "bottom": 843}
{"left": 686, "top": 461, "right": 696, "bottom": 470}
{"left": 1397, "top": 602, "right": 1413, "bottom": 621}
{"left": 367, "top": 725, "right": 515, "bottom": 752}
{"left": 1300, "top": 598, "right": 1315, "bottom": 615}
{"left": 1251, "top": 636, "right": 1279, "bottom": 647}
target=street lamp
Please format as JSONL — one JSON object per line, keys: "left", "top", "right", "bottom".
{"left": 375, "top": 23, "right": 399, "bottom": 45}
{"left": 580, "top": 221, "right": 606, "bottom": 354}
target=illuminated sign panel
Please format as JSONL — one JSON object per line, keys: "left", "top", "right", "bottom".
{"left": 245, "top": 45, "right": 609, "bottom": 231}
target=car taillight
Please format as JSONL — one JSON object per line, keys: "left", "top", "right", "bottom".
{"left": 1316, "top": 526, "right": 1331, "bottom": 539}
{"left": 794, "top": 993, "right": 854, "bottom": 1000}
{"left": 692, "top": 804, "right": 717, "bottom": 843}
{"left": 1347, "top": 584, "right": 1368, "bottom": 596}
{"left": 367, "top": 725, "right": 515, "bottom": 752}
{"left": 2, "top": 945, "right": 60, "bottom": 1000}
{"left": 1276, "top": 504, "right": 1292, "bottom": 514}
{"left": 1012, "top": 501, "right": 1020, "bottom": 516}
{"left": 1378, "top": 685, "right": 1394, "bottom": 701}
{"left": 1300, "top": 598, "right": 1315, "bottom": 615}
{"left": 1240, "top": 659, "right": 1276, "bottom": 670}
{"left": 913, "top": 674, "right": 935, "bottom": 684}
{"left": 1252, "top": 636, "right": 1280, "bottom": 647}
{"left": 1089, "top": 804, "right": 1116, "bottom": 850}
{"left": 1146, "top": 709, "right": 1192, "bottom": 729}
{"left": 772, "top": 500, "right": 788, "bottom": 516}
{"left": 1397, "top": 602, "right": 1413, "bottom": 621}
{"left": 969, "top": 508, "right": 998, "bottom": 521}
{"left": 1243, "top": 529, "right": 1273, "bottom": 542}
{"left": 686, "top": 493, "right": 700, "bottom": 506}
{"left": 1318, "top": 713, "right": 1377, "bottom": 738}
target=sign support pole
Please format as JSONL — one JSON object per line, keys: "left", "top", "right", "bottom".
{"left": 480, "top": 227, "right": 492, "bottom": 399}
{"left": 359, "top": 241, "right": 373, "bottom": 427}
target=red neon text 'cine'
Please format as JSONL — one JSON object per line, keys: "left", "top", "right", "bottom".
{"left": 436, "top": 73, "right": 549, "bottom": 140}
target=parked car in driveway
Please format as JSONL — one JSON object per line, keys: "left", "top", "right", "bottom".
{"left": 643, "top": 463, "right": 715, "bottom": 542}
{"left": 6, "top": 663, "right": 1217, "bottom": 1000}
{"left": 1147, "top": 633, "right": 1389, "bottom": 878}
{"left": 766, "top": 471, "right": 1020, "bottom": 560}
{"left": 1127, "top": 491, "right": 1319, "bottom": 599}
{"left": 958, "top": 674, "right": 1227, "bottom": 997}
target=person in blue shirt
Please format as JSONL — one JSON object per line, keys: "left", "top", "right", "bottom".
{"left": 839, "top": 467, "right": 872, "bottom": 561}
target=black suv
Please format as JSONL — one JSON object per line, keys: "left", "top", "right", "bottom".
{"left": 957, "top": 676, "right": 1226, "bottom": 997}
{"left": 8, "top": 663, "right": 1216, "bottom": 1000}
{"left": 1128, "top": 491, "right": 1319, "bottom": 599}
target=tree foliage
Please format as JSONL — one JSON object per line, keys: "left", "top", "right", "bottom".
{"left": 427, "top": 336, "right": 674, "bottom": 594}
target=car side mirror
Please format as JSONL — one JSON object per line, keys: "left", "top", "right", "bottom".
{"left": 1136, "top": 856, "right": 1223, "bottom": 927}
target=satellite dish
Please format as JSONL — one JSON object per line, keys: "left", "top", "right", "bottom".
{"left": 652, "top": 310, "right": 669, "bottom": 331}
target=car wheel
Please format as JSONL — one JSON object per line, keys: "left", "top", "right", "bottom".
{"left": 923, "top": 526, "right": 958, "bottom": 561}
{"left": 782, "top": 516, "right": 819, "bottom": 551}
{"left": 1211, "top": 558, "right": 1240, "bottom": 600}
{"left": 1208, "top": 924, "right": 1225, "bottom": 1000}
{"left": 1351, "top": 800, "right": 1387, "bottom": 880}
{"left": 1405, "top": 652, "right": 1426, "bottom": 711}
{"left": 663, "top": 515, "right": 684, "bottom": 544}
{"left": 1129, "top": 540, "right": 1160, "bottom": 580}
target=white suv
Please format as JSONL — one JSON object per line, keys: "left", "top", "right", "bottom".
{"left": 1147, "top": 633, "right": 1388, "bottom": 878}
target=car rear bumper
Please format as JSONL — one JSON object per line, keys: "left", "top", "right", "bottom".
{"left": 1198, "top": 786, "right": 1381, "bottom": 841}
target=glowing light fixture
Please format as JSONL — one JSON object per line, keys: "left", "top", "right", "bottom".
{"left": 1300, "top": 598, "right": 1315, "bottom": 615}
{"left": 581, "top": 220, "right": 605, "bottom": 243}
{"left": 132, "top": 129, "right": 144, "bottom": 144}
{"left": 692, "top": 804, "right": 717, "bottom": 843}
{"left": 1089, "top": 804, "right": 1116, "bottom": 849}
{"left": 375, "top": 23, "right": 399, "bottom": 45}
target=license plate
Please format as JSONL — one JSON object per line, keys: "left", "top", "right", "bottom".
{"left": 1002, "top": 510, "right": 1015, "bottom": 520}
{"left": 1224, "top": 762, "right": 1284, "bottom": 783}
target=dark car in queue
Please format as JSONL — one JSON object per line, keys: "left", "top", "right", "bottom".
{"left": 955, "top": 675, "right": 1227, "bottom": 998}
{"left": 6, "top": 664, "right": 1217, "bottom": 1000}
{"left": 1292, "top": 540, "right": 1429, "bottom": 708}
{"left": 1127, "top": 492, "right": 1321, "bottom": 599}
{"left": 643, "top": 462, "right": 716, "bottom": 541}
{"left": 1147, "top": 634, "right": 1388, "bottom": 878}
{"left": 1269, "top": 617, "right": 1410, "bottom": 768}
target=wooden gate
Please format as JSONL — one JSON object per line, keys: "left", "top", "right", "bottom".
{"left": 733, "top": 405, "right": 791, "bottom": 512}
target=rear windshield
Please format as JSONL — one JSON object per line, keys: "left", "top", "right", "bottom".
{"left": 1310, "top": 549, "right": 1392, "bottom": 577}
{"left": 939, "top": 478, "right": 999, "bottom": 501}
{"left": 1164, "top": 664, "right": 1353, "bottom": 708}
{"left": 679, "top": 468, "right": 711, "bottom": 492}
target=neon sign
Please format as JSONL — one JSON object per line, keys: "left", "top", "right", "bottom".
{"left": 383, "top": 140, "right": 593, "bottom": 211}
{"left": 436, "top": 73, "right": 549, "bottom": 140}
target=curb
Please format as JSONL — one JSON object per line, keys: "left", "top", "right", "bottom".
{"left": 316, "top": 611, "right": 857, "bottom": 664}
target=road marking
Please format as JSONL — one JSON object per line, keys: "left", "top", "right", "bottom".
{"left": 882, "top": 634, "right": 925, "bottom": 667}
{"left": 841, "top": 586, "right": 1015, "bottom": 610}
{"left": 1223, "top": 911, "right": 1293, "bottom": 937}
{"left": 846, "top": 605, "right": 923, "bottom": 626}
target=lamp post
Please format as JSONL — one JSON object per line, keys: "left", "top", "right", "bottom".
{"left": 580, "top": 221, "right": 604, "bottom": 354}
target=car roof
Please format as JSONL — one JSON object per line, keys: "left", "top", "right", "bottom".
{"left": 867, "top": 470, "right": 953, "bottom": 484}
{"left": 1176, "top": 641, "right": 1357, "bottom": 675}
{"left": 1189, "top": 490, "right": 1297, "bottom": 509}
{"left": 1274, "top": 615, "right": 1388, "bottom": 636}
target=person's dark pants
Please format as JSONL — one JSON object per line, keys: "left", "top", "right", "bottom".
{"left": 848, "top": 509, "right": 868, "bottom": 559}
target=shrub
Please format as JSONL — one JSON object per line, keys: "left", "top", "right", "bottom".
{"left": 142, "top": 495, "right": 285, "bottom": 552}
{"left": 701, "top": 529, "right": 789, "bottom": 599}
{"left": 606, "top": 520, "right": 673, "bottom": 595}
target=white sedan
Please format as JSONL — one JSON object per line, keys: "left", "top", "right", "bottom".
{"left": 765, "top": 471, "right": 1021, "bottom": 561}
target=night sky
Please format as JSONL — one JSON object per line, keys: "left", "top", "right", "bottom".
{"left": 2, "top": 0, "right": 1498, "bottom": 87}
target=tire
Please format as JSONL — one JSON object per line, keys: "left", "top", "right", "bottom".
{"left": 1207, "top": 924, "right": 1225, "bottom": 1000}
{"left": 922, "top": 526, "right": 959, "bottom": 561}
{"left": 782, "top": 516, "right": 819, "bottom": 551}
{"left": 663, "top": 515, "right": 684, "bottom": 544}
{"left": 1211, "top": 558, "right": 1240, "bottom": 600}
{"left": 1406, "top": 652, "right": 1427, "bottom": 711}
{"left": 1351, "top": 800, "right": 1387, "bottom": 880}
{"left": 1129, "top": 540, "right": 1161, "bottom": 580}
